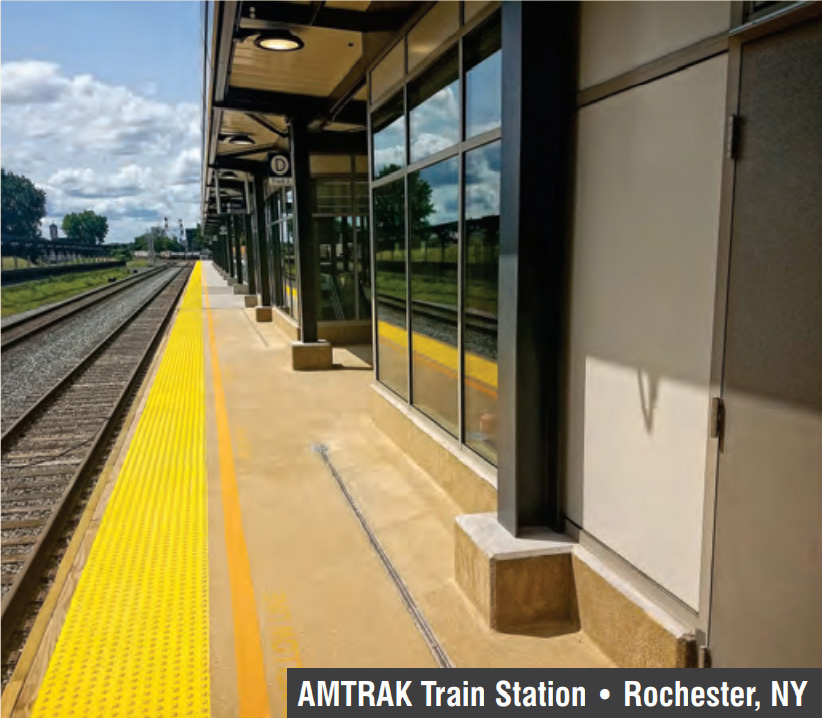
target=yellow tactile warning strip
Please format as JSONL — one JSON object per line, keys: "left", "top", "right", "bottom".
{"left": 30, "top": 263, "right": 209, "bottom": 718}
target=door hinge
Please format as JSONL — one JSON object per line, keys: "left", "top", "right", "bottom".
{"left": 699, "top": 645, "right": 713, "bottom": 668}
{"left": 709, "top": 396, "right": 725, "bottom": 441}
{"left": 726, "top": 114, "right": 740, "bottom": 160}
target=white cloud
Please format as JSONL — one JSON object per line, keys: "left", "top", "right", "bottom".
{"left": 1, "top": 60, "right": 201, "bottom": 242}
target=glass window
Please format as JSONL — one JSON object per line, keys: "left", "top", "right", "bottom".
{"left": 409, "top": 157, "right": 460, "bottom": 435}
{"left": 354, "top": 179, "right": 369, "bottom": 216}
{"left": 356, "top": 215, "right": 372, "bottom": 320}
{"left": 312, "top": 178, "right": 354, "bottom": 215}
{"left": 409, "top": 47, "right": 460, "bottom": 163}
{"left": 373, "top": 93, "right": 405, "bottom": 178}
{"left": 374, "top": 179, "right": 408, "bottom": 398}
{"left": 317, "top": 217, "right": 356, "bottom": 321}
{"left": 368, "top": 4, "right": 503, "bottom": 466}
{"left": 463, "top": 141, "right": 500, "bottom": 463}
{"left": 465, "top": 13, "right": 501, "bottom": 138}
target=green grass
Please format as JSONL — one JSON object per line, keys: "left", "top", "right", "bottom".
{"left": 376, "top": 272, "right": 498, "bottom": 313}
{"left": 2, "top": 256, "right": 37, "bottom": 270}
{"left": 1, "top": 266, "right": 134, "bottom": 318}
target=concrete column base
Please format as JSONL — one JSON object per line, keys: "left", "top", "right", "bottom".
{"left": 291, "top": 340, "right": 333, "bottom": 371}
{"left": 455, "top": 514, "right": 577, "bottom": 633}
{"left": 233, "top": 283, "right": 249, "bottom": 295}
{"left": 243, "top": 294, "right": 258, "bottom": 307}
{"left": 455, "top": 513, "right": 697, "bottom": 667}
{"left": 255, "top": 306, "right": 273, "bottom": 322}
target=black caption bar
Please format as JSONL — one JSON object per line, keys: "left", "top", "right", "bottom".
{"left": 288, "top": 670, "right": 819, "bottom": 715}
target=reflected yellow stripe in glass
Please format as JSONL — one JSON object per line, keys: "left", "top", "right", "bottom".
{"left": 378, "top": 320, "right": 498, "bottom": 390}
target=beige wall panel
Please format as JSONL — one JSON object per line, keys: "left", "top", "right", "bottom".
{"left": 579, "top": 1, "right": 730, "bottom": 89}
{"left": 565, "top": 56, "right": 728, "bottom": 609}
{"left": 371, "top": 40, "right": 405, "bottom": 105}
{"left": 407, "top": 1, "right": 460, "bottom": 72}
{"left": 464, "top": 1, "right": 493, "bottom": 24}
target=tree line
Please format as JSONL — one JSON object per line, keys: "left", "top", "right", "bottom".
{"left": 1, "top": 168, "right": 203, "bottom": 252}
{"left": 2, "top": 168, "right": 109, "bottom": 244}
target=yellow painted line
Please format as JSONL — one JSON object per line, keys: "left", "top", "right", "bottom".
{"left": 378, "top": 319, "right": 498, "bottom": 392}
{"left": 204, "top": 280, "right": 272, "bottom": 718}
{"left": 31, "top": 264, "right": 210, "bottom": 718}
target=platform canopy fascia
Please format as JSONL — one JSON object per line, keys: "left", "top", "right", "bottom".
{"left": 201, "top": 0, "right": 426, "bottom": 216}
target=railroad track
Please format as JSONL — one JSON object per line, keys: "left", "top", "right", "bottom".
{"left": 1, "top": 265, "right": 167, "bottom": 351}
{"left": 0, "top": 264, "right": 193, "bottom": 685}
{"left": 377, "top": 293, "right": 498, "bottom": 335}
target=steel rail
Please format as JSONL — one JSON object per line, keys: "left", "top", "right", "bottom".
{"left": 0, "top": 266, "right": 192, "bottom": 663}
{"left": 1, "top": 267, "right": 180, "bottom": 445}
{"left": 1, "top": 265, "right": 168, "bottom": 350}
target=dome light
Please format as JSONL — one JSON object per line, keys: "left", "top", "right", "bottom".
{"left": 254, "top": 29, "right": 304, "bottom": 52}
{"left": 227, "top": 134, "right": 255, "bottom": 146}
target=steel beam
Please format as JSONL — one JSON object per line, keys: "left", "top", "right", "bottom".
{"left": 253, "top": 170, "right": 273, "bottom": 308}
{"left": 238, "top": 1, "right": 412, "bottom": 33}
{"left": 497, "top": 1, "right": 578, "bottom": 536}
{"left": 232, "top": 214, "right": 244, "bottom": 285}
{"left": 244, "top": 212, "right": 257, "bottom": 296}
{"left": 290, "top": 117, "right": 319, "bottom": 343}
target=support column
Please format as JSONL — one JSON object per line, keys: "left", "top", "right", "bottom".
{"left": 253, "top": 171, "right": 274, "bottom": 321}
{"left": 244, "top": 212, "right": 257, "bottom": 295}
{"left": 289, "top": 116, "right": 330, "bottom": 369}
{"left": 497, "top": 1, "right": 577, "bottom": 535}
{"left": 232, "top": 214, "right": 244, "bottom": 286}
{"left": 290, "top": 117, "right": 319, "bottom": 344}
{"left": 225, "top": 218, "right": 235, "bottom": 278}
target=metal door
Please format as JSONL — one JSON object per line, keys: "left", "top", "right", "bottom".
{"left": 709, "top": 16, "right": 822, "bottom": 667}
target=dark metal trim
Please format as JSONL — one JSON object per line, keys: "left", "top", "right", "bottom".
{"left": 367, "top": 95, "right": 380, "bottom": 378}
{"left": 731, "top": 0, "right": 821, "bottom": 39}
{"left": 403, "top": 83, "right": 413, "bottom": 402}
{"left": 457, "top": 26, "right": 466, "bottom": 444}
{"left": 577, "top": 31, "right": 730, "bottom": 109}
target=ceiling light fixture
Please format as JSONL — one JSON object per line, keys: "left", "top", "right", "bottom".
{"left": 254, "top": 29, "right": 304, "bottom": 52}
{"left": 220, "top": 170, "right": 239, "bottom": 179}
{"left": 227, "top": 133, "right": 255, "bottom": 146}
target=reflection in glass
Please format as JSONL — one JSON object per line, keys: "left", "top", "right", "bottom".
{"left": 373, "top": 93, "right": 405, "bottom": 178}
{"left": 317, "top": 217, "right": 355, "bottom": 320}
{"left": 465, "top": 13, "right": 501, "bottom": 138}
{"left": 409, "top": 157, "right": 459, "bottom": 435}
{"left": 312, "top": 178, "right": 353, "bottom": 215}
{"left": 464, "top": 141, "right": 500, "bottom": 463}
{"left": 356, "top": 215, "right": 372, "bottom": 319}
{"left": 374, "top": 180, "right": 408, "bottom": 398}
{"left": 409, "top": 48, "right": 459, "bottom": 163}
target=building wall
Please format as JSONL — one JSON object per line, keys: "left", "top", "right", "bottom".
{"left": 579, "top": 1, "right": 731, "bottom": 89}
{"left": 565, "top": 54, "right": 728, "bottom": 609}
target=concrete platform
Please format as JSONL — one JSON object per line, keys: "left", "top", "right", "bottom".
{"left": 11, "top": 262, "right": 611, "bottom": 718}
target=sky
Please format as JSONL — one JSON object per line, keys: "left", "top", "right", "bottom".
{"left": 1, "top": 0, "right": 204, "bottom": 243}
